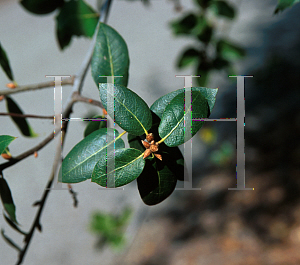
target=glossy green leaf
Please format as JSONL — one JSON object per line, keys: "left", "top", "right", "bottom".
{"left": 92, "top": 148, "right": 145, "bottom": 187}
{"left": 1, "top": 229, "right": 21, "bottom": 252}
{"left": 216, "top": 39, "right": 246, "bottom": 61}
{"left": 84, "top": 115, "right": 107, "bottom": 138}
{"left": 91, "top": 23, "right": 130, "bottom": 87}
{"left": 56, "top": 0, "right": 99, "bottom": 49}
{"left": 59, "top": 128, "right": 125, "bottom": 183}
{"left": 20, "top": 0, "right": 64, "bottom": 15}
{"left": 177, "top": 47, "right": 199, "bottom": 68}
{"left": 0, "top": 178, "right": 17, "bottom": 223}
{"left": 0, "top": 42, "right": 14, "bottom": 81}
{"left": 137, "top": 157, "right": 177, "bottom": 205}
{"left": 99, "top": 83, "right": 152, "bottom": 136}
{"left": 0, "top": 135, "right": 16, "bottom": 154}
{"left": 5, "top": 97, "right": 38, "bottom": 137}
{"left": 159, "top": 91, "right": 209, "bottom": 147}
{"left": 151, "top": 87, "right": 218, "bottom": 119}
{"left": 274, "top": 0, "right": 299, "bottom": 13}
{"left": 210, "top": 0, "right": 235, "bottom": 19}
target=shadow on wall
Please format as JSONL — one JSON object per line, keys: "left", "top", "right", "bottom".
{"left": 135, "top": 4, "right": 300, "bottom": 265}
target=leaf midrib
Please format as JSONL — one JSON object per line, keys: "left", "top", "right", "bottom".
{"left": 65, "top": 132, "right": 122, "bottom": 176}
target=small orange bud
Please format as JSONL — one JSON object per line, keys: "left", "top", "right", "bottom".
{"left": 6, "top": 82, "right": 16, "bottom": 89}
{"left": 141, "top": 140, "right": 150, "bottom": 149}
{"left": 154, "top": 153, "right": 162, "bottom": 161}
{"left": 143, "top": 149, "right": 151, "bottom": 159}
{"left": 88, "top": 99, "right": 93, "bottom": 103}
{"left": 34, "top": 151, "right": 38, "bottom": 158}
{"left": 0, "top": 95, "right": 4, "bottom": 101}
{"left": 103, "top": 109, "right": 107, "bottom": 115}
{"left": 146, "top": 133, "right": 154, "bottom": 142}
{"left": 150, "top": 142, "right": 159, "bottom": 153}
{"left": 1, "top": 153, "right": 12, "bottom": 160}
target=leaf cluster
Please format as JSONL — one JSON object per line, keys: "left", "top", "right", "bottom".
{"left": 170, "top": 0, "right": 246, "bottom": 86}
{"left": 58, "top": 23, "right": 218, "bottom": 205}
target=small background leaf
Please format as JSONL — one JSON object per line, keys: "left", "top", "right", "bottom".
{"left": 91, "top": 23, "right": 130, "bottom": 87}
{"left": 99, "top": 84, "right": 152, "bottom": 136}
{"left": 92, "top": 148, "right": 145, "bottom": 187}
{"left": 0, "top": 42, "right": 14, "bottom": 81}
{"left": 177, "top": 47, "right": 200, "bottom": 68}
{"left": 0, "top": 135, "right": 16, "bottom": 154}
{"left": 3, "top": 213, "right": 27, "bottom": 236}
{"left": 216, "top": 39, "right": 246, "bottom": 61}
{"left": 274, "top": 0, "right": 300, "bottom": 13}
{"left": 59, "top": 128, "right": 125, "bottom": 183}
{"left": 90, "top": 207, "right": 132, "bottom": 250}
{"left": 0, "top": 178, "right": 17, "bottom": 223}
{"left": 210, "top": 0, "right": 235, "bottom": 19}
{"left": 56, "top": 0, "right": 99, "bottom": 49}
{"left": 1, "top": 229, "right": 21, "bottom": 252}
{"left": 20, "top": 0, "right": 64, "bottom": 15}
{"left": 5, "top": 96, "right": 38, "bottom": 137}
{"left": 170, "top": 13, "right": 197, "bottom": 35}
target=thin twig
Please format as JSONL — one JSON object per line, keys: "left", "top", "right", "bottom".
{"left": 0, "top": 112, "right": 53, "bottom": 119}
{"left": 72, "top": 92, "right": 104, "bottom": 108}
{"left": 0, "top": 131, "right": 54, "bottom": 172}
{"left": 0, "top": 77, "right": 74, "bottom": 96}
{"left": 14, "top": 1, "right": 112, "bottom": 263}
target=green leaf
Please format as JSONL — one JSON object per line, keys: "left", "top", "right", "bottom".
{"left": 127, "top": 134, "right": 144, "bottom": 153}
{"left": 20, "top": 0, "right": 64, "bottom": 15}
{"left": 0, "top": 42, "right": 14, "bottom": 81}
{"left": 92, "top": 148, "right": 145, "bottom": 187}
{"left": 91, "top": 23, "right": 130, "bottom": 87}
{"left": 216, "top": 39, "right": 246, "bottom": 61}
{"left": 137, "top": 157, "right": 177, "bottom": 205}
{"left": 0, "top": 135, "right": 16, "bottom": 154}
{"left": 0, "top": 178, "right": 17, "bottom": 223}
{"left": 1, "top": 229, "right": 21, "bottom": 252}
{"left": 5, "top": 96, "right": 38, "bottom": 137}
{"left": 84, "top": 115, "right": 107, "bottom": 137}
{"left": 177, "top": 47, "right": 199, "bottom": 68}
{"left": 99, "top": 83, "right": 152, "bottom": 136}
{"left": 196, "top": 61, "right": 211, "bottom": 87}
{"left": 90, "top": 207, "right": 132, "bottom": 249}
{"left": 274, "top": 0, "right": 300, "bottom": 13}
{"left": 196, "top": 24, "right": 213, "bottom": 43}
{"left": 210, "top": 0, "right": 235, "bottom": 19}
{"left": 59, "top": 128, "right": 125, "bottom": 183}
{"left": 3, "top": 213, "right": 27, "bottom": 236}
{"left": 129, "top": 111, "right": 185, "bottom": 181}
{"left": 194, "top": 0, "right": 212, "bottom": 8}
{"left": 56, "top": 0, "right": 99, "bottom": 49}
{"left": 151, "top": 87, "right": 218, "bottom": 119}
{"left": 158, "top": 90, "right": 209, "bottom": 147}
{"left": 170, "top": 13, "right": 198, "bottom": 35}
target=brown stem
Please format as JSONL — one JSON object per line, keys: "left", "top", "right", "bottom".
{"left": 0, "top": 77, "right": 74, "bottom": 96}
{"left": 0, "top": 112, "right": 53, "bottom": 119}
